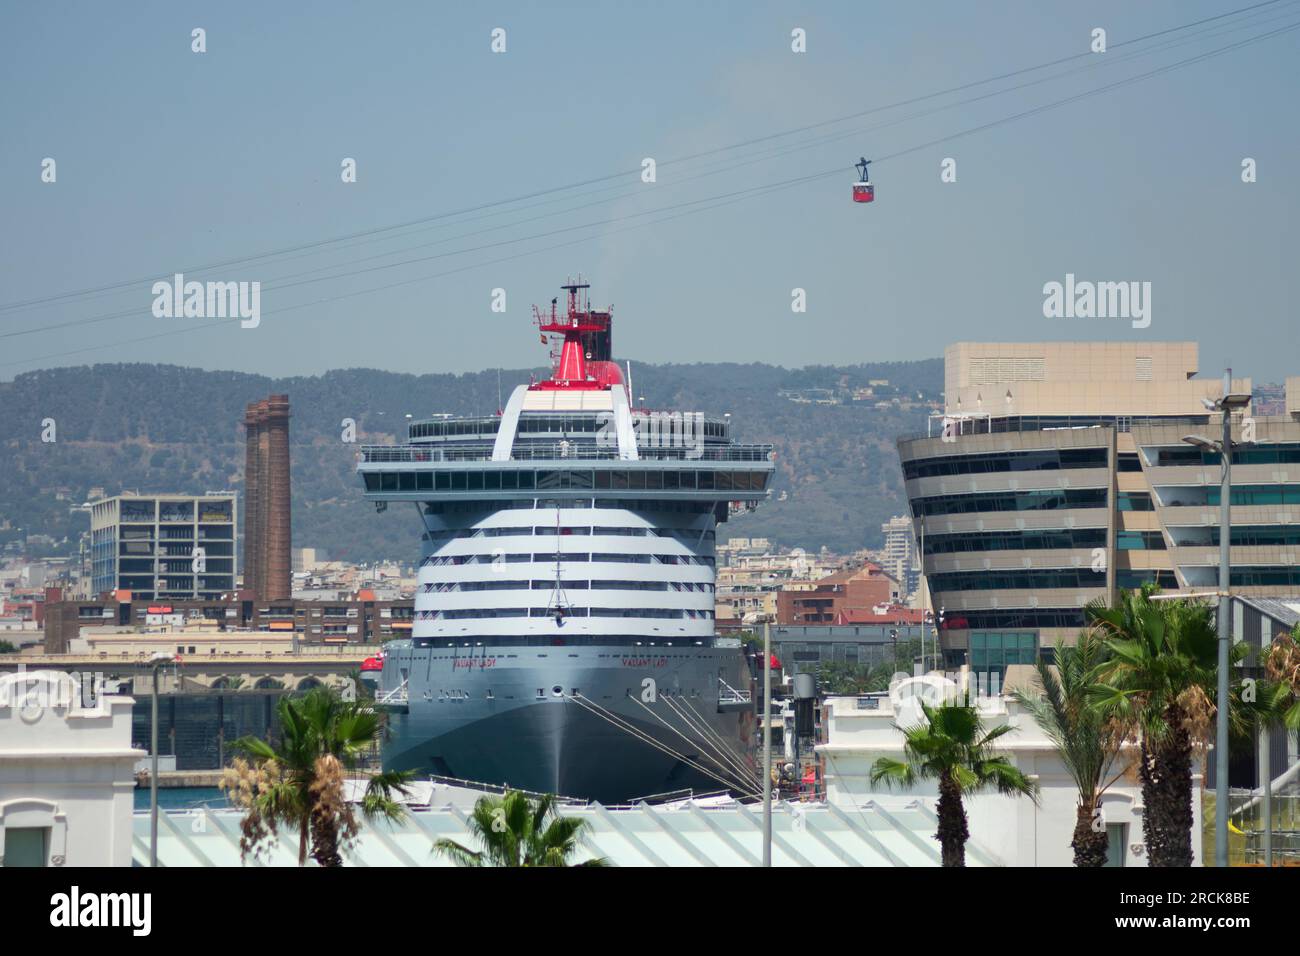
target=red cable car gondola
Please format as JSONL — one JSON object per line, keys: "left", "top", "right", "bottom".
{"left": 852, "top": 156, "right": 874, "bottom": 203}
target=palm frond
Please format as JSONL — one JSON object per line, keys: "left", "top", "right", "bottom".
{"left": 869, "top": 757, "right": 916, "bottom": 789}
{"left": 432, "top": 838, "right": 484, "bottom": 867}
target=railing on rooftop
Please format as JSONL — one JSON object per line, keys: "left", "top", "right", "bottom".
{"left": 358, "top": 442, "right": 774, "bottom": 464}
{"left": 903, "top": 413, "right": 1216, "bottom": 443}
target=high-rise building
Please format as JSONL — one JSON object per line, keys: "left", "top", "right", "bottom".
{"left": 242, "top": 394, "right": 292, "bottom": 601}
{"left": 880, "top": 515, "right": 920, "bottom": 598}
{"left": 898, "top": 342, "right": 1300, "bottom": 678}
{"left": 88, "top": 493, "right": 237, "bottom": 600}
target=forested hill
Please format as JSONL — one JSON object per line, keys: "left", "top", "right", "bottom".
{"left": 0, "top": 358, "right": 941, "bottom": 561}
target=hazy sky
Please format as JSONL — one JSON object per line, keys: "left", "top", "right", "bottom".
{"left": 2, "top": 1, "right": 1297, "bottom": 383}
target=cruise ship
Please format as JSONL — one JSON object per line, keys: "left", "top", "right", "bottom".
{"left": 358, "top": 281, "right": 775, "bottom": 803}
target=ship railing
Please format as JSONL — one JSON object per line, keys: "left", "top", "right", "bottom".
{"left": 600, "top": 788, "right": 744, "bottom": 809}
{"left": 358, "top": 443, "right": 774, "bottom": 464}
{"left": 375, "top": 678, "right": 408, "bottom": 707}
{"left": 423, "top": 773, "right": 588, "bottom": 805}
{"left": 718, "top": 678, "right": 752, "bottom": 705}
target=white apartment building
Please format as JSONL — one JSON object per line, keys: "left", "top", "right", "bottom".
{"left": 816, "top": 670, "right": 1196, "bottom": 867}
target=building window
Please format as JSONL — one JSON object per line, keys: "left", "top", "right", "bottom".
{"left": 968, "top": 631, "right": 1037, "bottom": 680}
{"left": 2, "top": 827, "right": 48, "bottom": 867}
{"left": 1104, "top": 823, "right": 1127, "bottom": 867}
{"left": 1116, "top": 530, "right": 1166, "bottom": 550}
{"left": 1116, "top": 570, "right": 1178, "bottom": 589}
{"left": 1116, "top": 492, "right": 1154, "bottom": 511}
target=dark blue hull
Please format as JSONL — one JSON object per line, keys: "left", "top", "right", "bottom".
{"left": 380, "top": 643, "right": 755, "bottom": 804}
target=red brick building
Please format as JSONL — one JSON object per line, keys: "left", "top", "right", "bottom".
{"left": 41, "top": 590, "right": 413, "bottom": 653}
{"left": 775, "top": 563, "right": 903, "bottom": 625}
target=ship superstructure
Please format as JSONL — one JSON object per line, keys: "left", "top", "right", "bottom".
{"left": 357, "top": 281, "right": 774, "bottom": 802}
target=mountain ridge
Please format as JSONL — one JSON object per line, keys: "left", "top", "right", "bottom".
{"left": 0, "top": 358, "right": 942, "bottom": 560}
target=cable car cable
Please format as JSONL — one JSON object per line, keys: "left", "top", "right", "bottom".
{"left": 0, "top": 0, "right": 1288, "bottom": 317}
{"left": 7, "top": 4, "right": 1296, "bottom": 345}
{"left": 5, "top": 15, "right": 1297, "bottom": 366}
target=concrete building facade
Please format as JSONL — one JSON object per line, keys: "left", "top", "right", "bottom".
{"left": 817, "top": 671, "right": 1189, "bottom": 867}
{"left": 0, "top": 670, "right": 141, "bottom": 867}
{"left": 42, "top": 591, "right": 413, "bottom": 653}
{"left": 772, "top": 624, "right": 928, "bottom": 673}
{"left": 898, "top": 341, "right": 1299, "bottom": 672}
{"left": 89, "top": 493, "right": 237, "bottom": 601}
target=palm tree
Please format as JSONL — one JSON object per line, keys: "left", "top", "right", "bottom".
{"left": 865, "top": 638, "right": 924, "bottom": 691}
{"left": 817, "top": 661, "right": 875, "bottom": 695}
{"left": 817, "top": 641, "right": 924, "bottom": 696}
{"left": 1013, "top": 630, "right": 1129, "bottom": 866}
{"left": 870, "top": 696, "right": 1038, "bottom": 866}
{"left": 221, "top": 687, "right": 411, "bottom": 866}
{"left": 1262, "top": 626, "right": 1300, "bottom": 728}
{"left": 1086, "top": 586, "right": 1255, "bottom": 867}
{"left": 433, "top": 790, "right": 608, "bottom": 867}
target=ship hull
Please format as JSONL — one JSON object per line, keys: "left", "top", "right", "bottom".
{"left": 381, "top": 643, "right": 755, "bottom": 804}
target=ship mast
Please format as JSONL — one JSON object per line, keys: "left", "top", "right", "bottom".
{"left": 547, "top": 505, "right": 569, "bottom": 624}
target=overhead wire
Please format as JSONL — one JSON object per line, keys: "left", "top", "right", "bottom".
{"left": 0, "top": 0, "right": 1289, "bottom": 318}
{"left": 7, "top": 5, "right": 1298, "bottom": 348}
{"left": 0, "top": 179, "right": 791, "bottom": 367}
{"left": 4, "top": 7, "right": 1297, "bottom": 368}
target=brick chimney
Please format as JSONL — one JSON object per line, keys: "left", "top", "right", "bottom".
{"left": 263, "top": 394, "right": 292, "bottom": 601}
{"left": 242, "top": 402, "right": 264, "bottom": 600}
{"left": 242, "top": 395, "right": 291, "bottom": 601}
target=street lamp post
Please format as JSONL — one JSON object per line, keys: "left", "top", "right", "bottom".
{"left": 762, "top": 621, "right": 772, "bottom": 867}
{"left": 147, "top": 651, "right": 171, "bottom": 868}
{"left": 1183, "top": 368, "right": 1251, "bottom": 868}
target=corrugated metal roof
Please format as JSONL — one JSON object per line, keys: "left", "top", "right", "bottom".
{"left": 1237, "top": 596, "right": 1300, "bottom": 628}
{"left": 131, "top": 799, "right": 986, "bottom": 867}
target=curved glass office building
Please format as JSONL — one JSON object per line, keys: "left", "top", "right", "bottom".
{"left": 898, "top": 343, "right": 1300, "bottom": 674}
